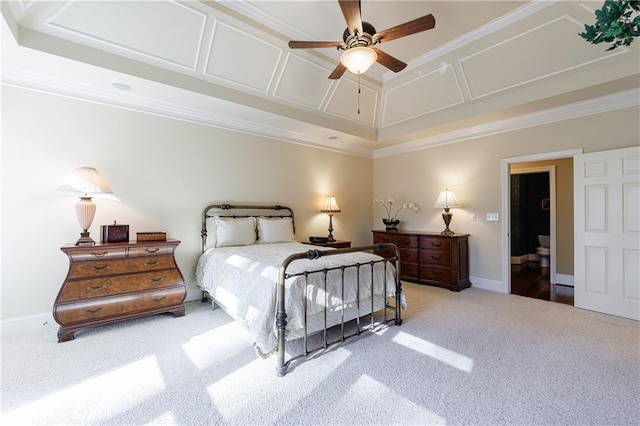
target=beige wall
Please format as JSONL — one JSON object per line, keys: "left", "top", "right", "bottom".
{"left": 2, "top": 84, "right": 639, "bottom": 321}
{"left": 373, "top": 106, "right": 640, "bottom": 288}
{"left": 512, "top": 158, "right": 574, "bottom": 275}
{"left": 0, "top": 86, "right": 373, "bottom": 320}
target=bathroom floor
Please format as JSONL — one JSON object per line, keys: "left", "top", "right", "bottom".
{"left": 511, "top": 262, "right": 574, "bottom": 306}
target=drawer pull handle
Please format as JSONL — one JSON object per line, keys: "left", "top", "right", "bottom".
{"left": 91, "top": 251, "right": 108, "bottom": 258}
{"left": 85, "top": 307, "right": 102, "bottom": 314}
{"left": 145, "top": 248, "right": 160, "bottom": 254}
{"left": 148, "top": 277, "right": 165, "bottom": 284}
{"left": 152, "top": 296, "right": 167, "bottom": 302}
{"left": 144, "top": 260, "right": 160, "bottom": 267}
{"left": 87, "top": 283, "right": 107, "bottom": 291}
{"left": 431, "top": 256, "right": 442, "bottom": 260}
{"left": 430, "top": 242, "right": 442, "bottom": 247}
{"left": 91, "top": 265, "right": 110, "bottom": 272}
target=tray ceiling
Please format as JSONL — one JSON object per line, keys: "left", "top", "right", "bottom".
{"left": 2, "top": 1, "right": 639, "bottom": 158}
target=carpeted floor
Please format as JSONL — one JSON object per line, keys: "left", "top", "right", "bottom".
{"left": 1, "top": 282, "right": 639, "bottom": 425}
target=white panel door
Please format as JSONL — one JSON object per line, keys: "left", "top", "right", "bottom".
{"left": 574, "top": 146, "right": 640, "bottom": 320}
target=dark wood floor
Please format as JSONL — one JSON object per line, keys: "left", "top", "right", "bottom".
{"left": 511, "top": 262, "right": 574, "bottom": 306}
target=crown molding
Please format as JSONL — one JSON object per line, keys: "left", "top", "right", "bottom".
{"left": 1, "top": 66, "right": 374, "bottom": 158}
{"left": 3, "top": 65, "right": 637, "bottom": 162}
{"left": 373, "top": 88, "right": 640, "bottom": 159}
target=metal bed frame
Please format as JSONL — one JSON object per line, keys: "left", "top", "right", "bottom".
{"left": 200, "top": 203, "right": 403, "bottom": 376}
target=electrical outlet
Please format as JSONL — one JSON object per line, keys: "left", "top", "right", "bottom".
{"left": 487, "top": 213, "right": 499, "bottom": 221}
{"left": 471, "top": 213, "right": 477, "bottom": 221}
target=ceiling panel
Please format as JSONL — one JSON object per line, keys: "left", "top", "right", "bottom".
{"left": 47, "top": 1, "right": 207, "bottom": 70}
{"left": 273, "top": 53, "right": 334, "bottom": 109}
{"left": 382, "top": 64, "right": 464, "bottom": 127}
{"left": 205, "top": 20, "right": 283, "bottom": 93}
{"left": 459, "top": 15, "right": 625, "bottom": 99}
{"left": 325, "top": 79, "right": 378, "bottom": 127}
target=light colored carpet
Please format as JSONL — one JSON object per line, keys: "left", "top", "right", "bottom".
{"left": 1, "top": 283, "right": 639, "bottom": 425}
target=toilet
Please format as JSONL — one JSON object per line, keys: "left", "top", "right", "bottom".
{"left": 536, "top": 235, "right": 550, "bottom": 268}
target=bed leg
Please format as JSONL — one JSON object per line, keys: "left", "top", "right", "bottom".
{"left": 276, "top": 311, "right": 288, "bottom": 376}
{"left": 201, "top": 291, "right": 208, "bottom": 303}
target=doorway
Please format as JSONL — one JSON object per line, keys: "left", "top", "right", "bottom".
{"left": 500, "top": 149, "right": 582, "bottom": 299}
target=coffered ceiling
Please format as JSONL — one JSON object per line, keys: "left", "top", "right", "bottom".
{"left": 2, "top": 1, "right": 639, "bottom": 158}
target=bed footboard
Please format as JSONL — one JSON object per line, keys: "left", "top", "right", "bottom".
{"left": 275, "top": 243, "right": 402, "bottom": 376}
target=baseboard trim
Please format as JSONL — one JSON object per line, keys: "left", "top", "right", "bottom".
{"left": 1, "top": 312, "right": 53, "bottom": 337}
{"left": 555, "top": 274, "right": 574, "bottom": 287}
{"left": 470, "top": 276, "right": 506, "bottom": 293}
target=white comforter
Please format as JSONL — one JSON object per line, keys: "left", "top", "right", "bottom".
{"left": 195, "top": 242, "right": 400, "bottom": 357}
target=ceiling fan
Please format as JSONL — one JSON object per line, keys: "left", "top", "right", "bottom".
{"left": 288, "top": 0, "right": 435, "bottom": 79}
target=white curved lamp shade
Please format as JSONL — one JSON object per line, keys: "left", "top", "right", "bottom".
{"left": 57, "top": 167, "right": 113, "bottom": 245}
{"left": 340, "top": 47, "right": 378, "bottom": 74}
{"left": 321, "top": 196, "right": 341, "bottom": 213}
{"left": 433, "top": 189, "right": 461, "bottom": 209}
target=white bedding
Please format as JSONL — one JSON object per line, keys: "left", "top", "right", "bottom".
{"left": 195, "top": 242, "right": 401, "bottom": 357}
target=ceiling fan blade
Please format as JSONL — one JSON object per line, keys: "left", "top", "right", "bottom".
{"left": 328, "top": 63, "right": 347, "bottom": 79}
{"left": 373, "top": 14, "right": 435, "bottom": 44}
{"left": 288, "top": 41, "right": 345, "bottom": 49}
{"left": 373, "top": 48, "right": 407, "bottom": 73}
{"left": 338, "top": 0, "right": 363, "bottom": 36}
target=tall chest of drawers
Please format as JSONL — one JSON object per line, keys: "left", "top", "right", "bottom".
{"left": 372, "top": 231, "right": 471, "bottom": 291}
{"left": 54, "top": 239, "right": 187, "bottom": 342}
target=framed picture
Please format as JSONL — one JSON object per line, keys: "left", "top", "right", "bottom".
{"left": 540, "top": 198, "right": 550, "bottom": 211}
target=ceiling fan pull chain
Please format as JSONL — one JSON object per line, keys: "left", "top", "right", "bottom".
{"left": 358, "top": 74, "right": 361, "bottom": 115}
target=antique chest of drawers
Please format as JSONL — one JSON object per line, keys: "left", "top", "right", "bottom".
{"left": 373, "top": 231, "right": 471, "bottom": 291}
{"left": 54, "top": 239, "right": 187, "bottom": 342}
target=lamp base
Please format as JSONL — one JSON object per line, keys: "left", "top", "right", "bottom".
{"left": 440, "top": 209, "right": 455, "bottom": 236}
{"left": 327, "top": 213, "right": 336, "bottom": 242}
{"left": 75, "top": 231, "right": 95, "bottom": 245}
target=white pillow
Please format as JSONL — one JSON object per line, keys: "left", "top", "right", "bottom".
{"left": 205, "top": 216, "right": 217, "bottom": 249}
{"left": 214, "top": 217, "right": 257, "bottom": 247}
{"left": 257, "top": 217, "right": 295, "bottom": 244}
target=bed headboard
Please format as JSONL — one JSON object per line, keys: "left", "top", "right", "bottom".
{"left": 200, "top": 203, "right": 295, "bottom": 252}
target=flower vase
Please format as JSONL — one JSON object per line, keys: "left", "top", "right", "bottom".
{"left": 383, "top": 219, "right": 400, "bottom": 231}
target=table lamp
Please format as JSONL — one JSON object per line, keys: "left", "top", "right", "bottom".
{"left": 434, "top": 189, "right": 461, "bottom": 235}
{"left": 320, "top": 196, "right": 341, "bottom": 242}
{"left": 57, "top": 167, "right": 113, "bottom": 245}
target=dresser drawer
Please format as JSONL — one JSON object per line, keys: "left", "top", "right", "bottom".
{"left": 54, "top": 287, "right": 186, "bottom": 325}
{"left": 57, "top": 269, "right": 184, "bottom": 302}
{"left": 397, "top": 235, "right": 418, "bottom": 248}
{"left": 373, "top": 233, "right": 396, "bottom": 244}
{"left": 129, "top": 245, "right": 175, "bottom": 257}
{"left": 401, "top": 263, "right": 419, "bottom": 280}
{"left": 400, "top": 248, "right": 418, "bottom": 263}
{"left": 420, "top": 250, "right": 451, "bottom": 266}
{"left": 67, "top": 256, "right": 177, "bottom": 279}
{"left": 420, "top": 265, "right": 452, "bottom": 284}
{"left": 66, "top": 247, "right": 127, "bottom": 261}
{"left": 419, "top": 236, "right": 450, "bottom": 252}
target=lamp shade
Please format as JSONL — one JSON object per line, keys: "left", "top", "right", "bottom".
{"left": 321, "top": 196, "right": 341, "bottom": 213}
{"left": 433, "top": 189, "right": 461, "bottom": 209}
{"left": 57, "top": 167, "right": 113, "bottom": 195}
{"left": 340, "top": 47, "right": 378, "bottom": 74}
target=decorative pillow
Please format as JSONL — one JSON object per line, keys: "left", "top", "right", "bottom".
{"left": 205, "top": 216, "right": 217, "bottom": 249}
{"left": 214, "top": 217, "right": 257, "bottom": 247}
{"left": 257, "top": 217, "right": 295, "bottom": 244}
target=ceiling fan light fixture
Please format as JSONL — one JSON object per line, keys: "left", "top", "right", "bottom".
{"left": 340, "top": 47, "right": 377, "bottom": 75}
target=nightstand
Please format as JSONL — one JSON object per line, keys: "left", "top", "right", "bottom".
{"left": 53, "top": 239, "right": 187, "bottom": 342}
{"left": 303, "top": 240, "right": 351, "bottom": 248}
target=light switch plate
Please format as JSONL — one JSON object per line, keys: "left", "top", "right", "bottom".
{"left": 487, "top": 213, "right": 499, "bottom": 221}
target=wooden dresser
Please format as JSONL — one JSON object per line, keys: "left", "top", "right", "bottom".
{"left": 54, "top": 239, "right": 187, "bottom": 342}
{"left": 372, "top": 231, "right": 471, "bottom": 291}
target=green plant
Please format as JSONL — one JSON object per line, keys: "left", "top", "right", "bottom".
{"left": 579, "top": 0, "right": 640, "bottom": 50}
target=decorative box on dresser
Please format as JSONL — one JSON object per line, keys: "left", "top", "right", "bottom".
{"left": 54, "top": 239, "right": 187, "bottom": 342}
{"left": 372, "top": 231, "right": 471, "bottom": 291}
